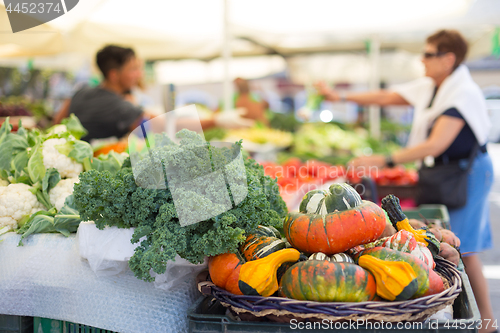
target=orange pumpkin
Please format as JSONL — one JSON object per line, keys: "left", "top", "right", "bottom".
{"left": 284, "top": 201, "right": 386, "bottom": 255}
{"left": 208, "top": 252, "right": 245, "bottom": 295}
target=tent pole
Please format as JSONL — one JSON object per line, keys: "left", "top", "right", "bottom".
{"left": 222, "top": 0, "right": 232, "bottom": 112}
{"left": 368, "top": 35, "right": 381, "bottom": 139}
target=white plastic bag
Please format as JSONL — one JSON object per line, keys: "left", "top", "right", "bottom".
{"left": 77, "top": 222, "right": 207, "bottom": 290}
{"left": 77, "top": 221, "right": 138, "bottom": 276}
{"left": 152, "top": 256, "right": 207, "bottom": 291}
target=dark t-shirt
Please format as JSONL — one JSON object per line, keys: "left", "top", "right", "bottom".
{"left": 427, "top": 87, "right": 486, "bottom": 161}
{"left": 433, "top": 108, "right": 478, "bottom": 160}
{"left": 69, "top": 86, "right": 143, "bottom": 141}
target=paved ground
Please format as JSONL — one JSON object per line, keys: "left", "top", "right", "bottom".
{"left": 479, "top": 143, "right": 500, "bottom": 324}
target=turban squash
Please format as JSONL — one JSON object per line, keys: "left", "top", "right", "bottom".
{"left": 284, "top": 183, "right": 386, "bottom": 255}
{"left": 279, "top": 260, "right": 377, "bottom": 302}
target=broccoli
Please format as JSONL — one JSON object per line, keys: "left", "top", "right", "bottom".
{"left": 73, "top": 130, "right": 287, "bottom": 282}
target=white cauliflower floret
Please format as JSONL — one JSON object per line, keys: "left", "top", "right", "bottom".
{"left": 42, "top": 138, "right": 83, "bottom": 178}
{"left": 0, "top": 179, "right": 9, "bottom": 187}
{"left": 49, "top": 124, "right": 68, "bottom": 135}
{"left": 49, "top": 178, "right": 79, "bottom": 211}
{"left": 0, "top": 183, "right": 44, "bottom": 232}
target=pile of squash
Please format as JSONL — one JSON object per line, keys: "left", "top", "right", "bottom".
{"left": 208, "top": 183, "right": 456, "bottom": 303}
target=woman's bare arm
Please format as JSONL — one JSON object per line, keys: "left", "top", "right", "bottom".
{"left": 350, "top": 115, "right": 465, "bottom": 168}
{"left": 345, "top": 91, "right": 409, "bottom": 106}
{"left": 315, "top": 81, "right": 410, "bottom": 106}
{"left": 392, "top": 115, "right": 465, "bottom": 164}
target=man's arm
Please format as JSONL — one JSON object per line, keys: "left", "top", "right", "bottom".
{"left": 53, "top": 99, "right": 71, "bottom": 124}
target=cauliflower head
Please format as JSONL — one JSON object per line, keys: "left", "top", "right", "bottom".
{"left": 49, "top": 178, "right": 79, "bottom": 211}
{"left": 48, "top": 124, "right": 68, "bottom": 135}
{"left": 42, "top": 138, "right": 83, "bottom": 178}
{"left": 0, "top": 183, "right": 44, "bottom": 232}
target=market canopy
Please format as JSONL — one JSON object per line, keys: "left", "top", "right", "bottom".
{"left": 1, "top": 0, "right": 499, "bottom": 60}
{"left": 0, "top": 5, "right": 64, "bottom": 57}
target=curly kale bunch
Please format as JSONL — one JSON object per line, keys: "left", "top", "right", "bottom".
{"left": 73, "top": 130, "right": 287, "bottom": 282}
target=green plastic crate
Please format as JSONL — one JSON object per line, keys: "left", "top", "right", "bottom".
{"left": 33, "top": 318, "right": 118, "bottom": 333}
{"left": 188, "top": 269, "right": 480, "bottom": 333}
{"left": 403, "top": 204, "right": 451, "bottom": 230}
{"left": 0, "top": 315, "right": 32, "bottom": 333}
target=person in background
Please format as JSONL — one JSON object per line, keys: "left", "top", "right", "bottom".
{"left": 316, "top": 30, "right": 495, "bottom": 333}
{"left": 54, "top": 45, "right": 149, "bottom": 141}
{"left": 232, "top": 77, "right": 269, "bottom": 125}
{"left": 54, "top": 46, "right": 253, "bottom": 141}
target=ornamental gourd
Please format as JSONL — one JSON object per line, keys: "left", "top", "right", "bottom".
{"left": 238, "top": 248, "right": 300, "bottom": 297}
{"left": 284, "top": 183, "right": 386, "bottom": 255}
{"left": 365, "top": 230, "right": 435, "bottom": 269}
{"left": 240, "top": 226, "right": 287, "bottom": 261}
{"left": 309, "top": 252, "right": 330, "bottom": 261}
{"left": 279, "top": 260, "right": 377, "bottom": 302}
{"left": 355, "top": 247, "right": 444, "bottom": 298}
{"left": 208, "top": 252, "right": 245, "bottom": 295}
{"left": 330, "top": 253, "right": 355, "bottom": 264}
{"left": 358, "top": 253, "right": 418, "bottom": 301}
{"left": 381, "top": 195, "right": 440, "bottom": 256}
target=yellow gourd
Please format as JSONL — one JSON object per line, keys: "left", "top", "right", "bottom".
{"left": 238, "top": 248, "right": 300, "bottom": 297}
{"left": 358, "top": 255, "right": 418, "bottom": 301}
{"left": 382, "top": 195, "right": 440, "bottom": 256}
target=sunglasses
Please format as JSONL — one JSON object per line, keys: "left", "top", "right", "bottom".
{"left": 423, "top": 52, "right": 447, "bottom": 59}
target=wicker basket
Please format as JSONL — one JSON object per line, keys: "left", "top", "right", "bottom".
{"left": 198, "top": 257, "right": 461, "bottom": 323}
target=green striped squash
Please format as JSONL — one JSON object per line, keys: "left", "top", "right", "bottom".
{"left": 251, "top": 225, "right": 281, "bottom": 239}
{"left": 330, "top": 253, "right": 354, "bottom": 264}
{"left": 299, "top": 183, "right": 363, "bottom": 215}
{"left": 240, "top": 226, "right": 287, "bottom": 261}
{"left": 308, "top": 252, "right": 330, "bottom": 261}
{"left": 279, "top": 260, "right": 377, "bottom": 302}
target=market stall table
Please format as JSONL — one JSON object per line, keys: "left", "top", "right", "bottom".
{"left": 0, "top": 233, "right": 199, "bottom": 333}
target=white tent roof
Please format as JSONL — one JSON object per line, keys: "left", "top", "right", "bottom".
{"left": 0, "top": 5, "right": 64, "bottom": 57}
{"left": 1, "top": 0, "right": 500, "bottom": 60}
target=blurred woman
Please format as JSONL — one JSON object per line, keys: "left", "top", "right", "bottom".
{"left": 316, "top": 30, "right": 494, "bottom": 332}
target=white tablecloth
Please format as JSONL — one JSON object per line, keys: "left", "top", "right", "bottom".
{"left": 0, "top": 232, "right": 200, "bottom": 333}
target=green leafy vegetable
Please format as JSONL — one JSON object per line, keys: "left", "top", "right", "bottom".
{"left": 55, "top": 139, "right": 93, "bottom": 163}
{"left": 11, "top": 150, "right": 28, "bottom": 177}
{"left": 27, "top": 143, "right": 45, "bottom": 184}
{"left": 84, "top": 151, "right": 128, "bottom": 175}
{"left": 30, "top": 168, "right": 61, "bottom": 210}
{"left": 17, "top": 195, "right": 81, "bottom": 245}
{"left": 73, "top": 130, "right": 287, "bottom": 282}
{"left": 0, "top": 130, "right": 29, "bottom": 179}
{"left": 0, "top": 117, "right": 11, "bottom": 145}
{"left": 61, "top": 113, "right": 88, "bottom": 140}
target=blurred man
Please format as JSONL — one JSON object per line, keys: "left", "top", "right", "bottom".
{"left": 54, "top": 45, "right": 146, "bottom": 141}
{"left": 55, "top": 46, "right": 254, "bottom": 141}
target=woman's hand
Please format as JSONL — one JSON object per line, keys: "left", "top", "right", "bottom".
{"left": 349, "top": 155, "right": 386, "bottom": 169}
{"left": 313, "top": 81, "right": 340, "bottom": 102}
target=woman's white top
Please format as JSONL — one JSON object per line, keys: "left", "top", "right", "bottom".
{"left": 392, "top": 65, "right": 490, "bottom": 147}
